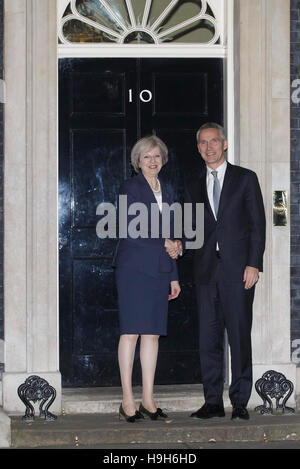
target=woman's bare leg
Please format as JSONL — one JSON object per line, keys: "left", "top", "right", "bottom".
{"left": 140, "top": 335, "right": 159, "bottom": 412}
{"left": 118, "top": 334, "right": 139, "bottom": 416}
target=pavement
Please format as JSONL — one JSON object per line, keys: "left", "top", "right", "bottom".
{"left": 8, "top": 409, "right": 300, "bottom": 450}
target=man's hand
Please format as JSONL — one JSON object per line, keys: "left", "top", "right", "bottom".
{"left": 168, "top": 281, "right": 181, "bottom": 301}
{"left": 243, "top": 266, "right": 259, "bottom": 289}
{"left": 165, "top": 239, "right": 182, "bottom": 259}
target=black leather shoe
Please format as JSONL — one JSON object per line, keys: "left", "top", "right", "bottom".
{"left": 231, "top": 406, "right": 249, "bottom": 420}
{"left": 190, "top": 403, "right": 225, "bottom": 419}
{"left": 139, "top": 403, "right": 168, "bottom": 420}
{"left": 119, "top": 404, "right": 144, "bottom": 422}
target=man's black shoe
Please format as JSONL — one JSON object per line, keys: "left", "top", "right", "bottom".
{"left": 190, "top": 403, "right": 225, "bottom": 419}
{"left": 231, "top": 406, "right": 249, "bottom": 420}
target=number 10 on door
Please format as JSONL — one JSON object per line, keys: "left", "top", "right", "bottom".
{"left": 129, "top": 89, "right": 152, "bottom": 103}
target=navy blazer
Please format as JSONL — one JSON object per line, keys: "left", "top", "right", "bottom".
{"left": 114, "top": 172, "right": 178, "bottom": 282}
{"left": 185, "top": 162, "right": 266, "bottom": 284}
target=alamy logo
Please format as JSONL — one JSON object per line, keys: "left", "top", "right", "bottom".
{"left": 96, "top": 196, "right": 204, "bottom": 249}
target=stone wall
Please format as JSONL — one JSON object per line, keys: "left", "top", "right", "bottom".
{"left": 2, "top": 0, "right": 61, "bottom": 414}
{"left": 291, "top": 0, "right": 300, "bottom": 368}
{"left": 0, "top": 0, "right": 3, "bottom": 346}
{"left": 239, "top": 0, "right": 296, "bottom": 400}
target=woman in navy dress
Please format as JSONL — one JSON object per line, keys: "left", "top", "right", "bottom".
{"left": 115, "top": 136, "right": 181, "bottom": 422}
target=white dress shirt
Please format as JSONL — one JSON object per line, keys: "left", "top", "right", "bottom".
{"left": 206, "top": 160, "right": 227, "bottom": 220}
{"left": 153, "top": 191, "right": 162, "bottom": 212}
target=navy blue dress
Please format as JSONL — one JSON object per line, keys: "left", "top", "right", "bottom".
{"left": 114, "top": 172, "right": 178, "bottom": 335}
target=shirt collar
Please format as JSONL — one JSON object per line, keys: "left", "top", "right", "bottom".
{"left": 206, "top": 159, "right": 227, "bottom": 178}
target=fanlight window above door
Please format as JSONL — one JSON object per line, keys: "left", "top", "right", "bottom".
{"left": 58, "top": 0, "right": 223, "bottom": 45}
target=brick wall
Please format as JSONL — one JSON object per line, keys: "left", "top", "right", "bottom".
{"left": 291, "top": 0, "right": 300, "bottom": 365}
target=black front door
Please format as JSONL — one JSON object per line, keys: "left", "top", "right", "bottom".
{"left": 59, "top": 57, "right": 223, "bottom": 387}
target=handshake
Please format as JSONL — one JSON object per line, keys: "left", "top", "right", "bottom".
{"left": 165, "top": 239, "right": 183, "bottom": 260}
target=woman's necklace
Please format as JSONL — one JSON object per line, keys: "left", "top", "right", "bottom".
{"left": 150, "top": 178, "right": 161, "bottom": 193}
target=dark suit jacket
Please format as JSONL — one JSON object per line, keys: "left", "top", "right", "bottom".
{"left": 185, "top": 162, "right": 266, "bottom": 284}
{"left": 114, "top": 172, "right": 178, "bottom": 282}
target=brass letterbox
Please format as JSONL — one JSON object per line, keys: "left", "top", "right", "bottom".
{"left": 273, "top": 191, "right": 287, "bottom": 226}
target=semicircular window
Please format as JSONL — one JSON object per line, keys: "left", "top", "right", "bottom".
{"left": 58, "top": 0, "right": 221, "bottom": 45}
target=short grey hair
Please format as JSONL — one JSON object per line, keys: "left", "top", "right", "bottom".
{"left": 131, "top": 135, "right": 168, "bottom": 173}
{"left": 196, "top": 122, "right": 226, "bottom": 142}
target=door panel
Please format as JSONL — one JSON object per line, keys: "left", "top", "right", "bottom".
{"left": 153, "top": 73, "right": 208, "bottom": 116}
{"left": 72, "top": 73, "right": 126, "bottom": 115}
{"left": 59, "top": 57, "right": 223, "bottom": 387}
{"left": 71, "top": 129, "right": 126, "bottom": 225}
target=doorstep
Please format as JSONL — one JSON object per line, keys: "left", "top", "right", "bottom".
{"left": 61, "top": 384, "right": 226, "bottom": 414}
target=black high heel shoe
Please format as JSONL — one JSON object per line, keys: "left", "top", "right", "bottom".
{"left": 139, "top": 403, "right": 168, "bottom": 420}
{"left": 119, "top": 404, "right": 144, "bottom": 423}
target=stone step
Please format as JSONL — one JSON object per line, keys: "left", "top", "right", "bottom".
{"left": 61, "top": 384, "right": 230, "bottom": 414}
{"left": 10, "top": 411, "right": 300, "bottom": 449}
{"left": 10, "top": 384, "right": 300, "bottom": 449}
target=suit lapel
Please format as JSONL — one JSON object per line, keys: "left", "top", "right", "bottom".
{"left": 217, "top": 162, "right": 235, "bottom": 219}
{"left": 137, "top": 172, "right": 157, "bottom": 206}
{"left": 160, "top": 178, "right": 172, "bottom": 205}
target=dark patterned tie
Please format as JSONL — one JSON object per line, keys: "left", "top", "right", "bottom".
{"left": 211, "top": 170, "right": 220, "bottom": 217}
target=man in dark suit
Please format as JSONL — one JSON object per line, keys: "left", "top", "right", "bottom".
{"left": 168, "top": 123, "right": 266, "bottom": 420}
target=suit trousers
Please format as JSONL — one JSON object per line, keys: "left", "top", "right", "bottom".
{"left": 195, "top": 257, "right": 255, "bottom": 407}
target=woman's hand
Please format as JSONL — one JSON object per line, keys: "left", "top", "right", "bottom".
{"left": 168, "top": 281, "right": 181, "bottom": 301}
